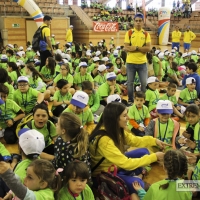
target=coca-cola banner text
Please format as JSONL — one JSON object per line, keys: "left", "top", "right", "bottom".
{"left": 93, "top": 22, "right": 119, "bottom": 32}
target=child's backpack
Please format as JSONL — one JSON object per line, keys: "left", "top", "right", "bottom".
{"left": 32, "top": 26, "right": 47, "bottom": 51}
{"left": 97, "top": 165, "right": 130, "bottom": 200}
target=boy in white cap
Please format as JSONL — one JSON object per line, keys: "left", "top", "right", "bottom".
{"left": 94, "top": 64, "right": 107, "bottom": 88}
{"left": 13, "top": 76, "right": 44, "bottom": 114}
{"left": 178, "top": 77, "right": 200, "bottom": 107}
{"left": 145, "top": 100, "right": 183, "bottom": 151}
{"left": 97, "top": 72, "right": 121, "bottom": 106}
{"left": 63, "top": 91, "right": 94, "bottom": 133}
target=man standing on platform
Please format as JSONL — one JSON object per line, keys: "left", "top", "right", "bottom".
{"left": 39, "top": 15, "right": 54, "bottom": 71}
{"left": 172, "top": 26, "right": 181, "bottom": 51}
{"left": 124, "top": 13, "right": 151, "bottom": 105}
{"left": 66, "top": 25, "right": 73, "bottom": 44}
{"left": 183, "top": 26, "right": 196, "bottom": 52}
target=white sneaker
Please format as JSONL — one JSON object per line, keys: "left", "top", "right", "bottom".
{"left": 0, "top": 129, "right": 5, "bottom": 138}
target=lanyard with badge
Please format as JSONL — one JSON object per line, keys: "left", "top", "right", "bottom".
{"left": 158, "top": 119, "right": 169, "bottom": 142}
{"left": 136, "top": 105, "right": 145, "bottom": 128}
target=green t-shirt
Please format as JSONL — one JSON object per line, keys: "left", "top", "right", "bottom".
{"left": 26, "top": 51, "right": 36, "bottom": 59}
{"left": 52, "top": 90, "right": 72, "bottom": 110}
{"left": 167, "top": 67, "right": 180, "bottom": 77}
{"left": 94, "top": 74, "right": 106, "bottom": 86}
{"left": 88, "top": 91, "right": 100, "bottom": 113}
{"left": 40, "top": 66, "right": 56, "bottom": 79}
{"left": 63, "top": 106, "right": 94, "bottom": 126}
{"left": 174, "top": 57, "right": 185, "bottom": 66}
{"left": 51, "top": 37, "right": 55, "bottom": 45}
{"left": 0, "top": 142, "right": 11, "bottom": 158}
{"left": 58, "top": 184, "right": 94, "bottom": 200}
{"left": 128, "top": 104, "right": 150, "bottom": 130}
{"left": 193, "top": 159, "right": 200, "bottom": 180}
{"left": 97, "top": 82, "right": 121, "bottom": 100}
{"left": 4, "top": 82, "right": 14, "bottom": 100}
{"left": 0, "top": 99, "right": 21, "bottom": 129}
{"left": 0, "top": 63, "right": 7, "bottom": 70}
{"left": 73, "top": 73, "right": 94, "bottom": 89}
{"left": 145, "top": 89, "right": 160, "bottom": 112}
{"left": 116, "top": 73, "right": 127, "bottom": 84}
{"left": 153, "top": 56, "right": 161, "bottom": 76}
{"left": 28, "top": 77, "right": 46, "bottom": 92}
{"left": 191, "top": 55, "right": 198, "bottom": 63}
{"left": 54, "top": 73, "right": 74, "bottom": 85}
{"left": 8, "top": 71, "right": 20, "bottom": 84}
{"left": 160, "top": 93, "right": 177, "bottom": 105}
{"left": 24, "top": 120, "right": 57, "bottom": 146}
{"left": 179, "top": 88, "right": 197, "bottom": 104}
{"left": 8, "top": 55, "right": 16, "bottom": 62}
{"left": 143, "top": 179, "right": 192, "bottom": 200}
{"left": 13, "top": 88, "right": 39, "bottom": 114}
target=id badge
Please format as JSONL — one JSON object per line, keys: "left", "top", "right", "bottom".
{"left": 61, "top": 104, "right": 66, "bottom": 108}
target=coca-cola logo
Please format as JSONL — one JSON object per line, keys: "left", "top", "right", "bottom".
{"left": 93, "top": 22, "right": 118, "bottom": 32}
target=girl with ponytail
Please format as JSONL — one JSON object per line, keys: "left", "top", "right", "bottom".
{"left": 52, "top": 112, "right": 91, "bottom": 184}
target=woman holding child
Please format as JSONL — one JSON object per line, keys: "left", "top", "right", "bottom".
{"left": 89, "top": 102, "right": 169, "bottom": 200}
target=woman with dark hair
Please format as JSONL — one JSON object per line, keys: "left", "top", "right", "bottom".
{"left": 89, "top": 102, "right": 169, "bottom": 200}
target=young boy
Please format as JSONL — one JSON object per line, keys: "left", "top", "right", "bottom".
{"left": 63, "top": 91, "right": 94, "bottom": 134}
{"left": 0, "top": 84, "right": 25, "bottom": 144}
{"left": 116, "top": 66, "right": 127, "bottom": 96}
{"left": 94, "top": 64, "right": 107, "bottom": 88}
{"left": 178, "top": 77, "right": 200, "bottom": 107}
{"left": 82, "top": 81, "right": 104, "bottom": 116}
{"left": 145, "top": 100, "right": 182, "bottom": 151}
{"left": 52, "top": 79, "right": 72, "bottom": 117}
{"left": 182, "top": 62, "right": 200, "bottom": 97}
{"left": 128, "top": 91, "right": 150, "bottom": 137}
{"left": 161, "top": 83, "right": 184, "bottom": 118}
{"left": 13, "top": 76, "right": 44, "bottom": 114}
{"left": 97, "top": 72, "right": 121, "bottom": 106}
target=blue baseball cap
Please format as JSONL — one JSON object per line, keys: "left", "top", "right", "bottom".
{"left": 134, "top": 13, "right": 144, "bottom": 19}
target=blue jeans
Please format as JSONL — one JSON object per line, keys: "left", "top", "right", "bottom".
{"left": 126, "top": 63, "right": 147, "bottom": 102}
{"left": 172, "top": 42, "right": 180, "bottom": 51}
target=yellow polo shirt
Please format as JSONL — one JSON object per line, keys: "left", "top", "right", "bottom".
{"left": 66, "top": 29, "right": 73, "bottom": 42}
{"left": 124, "top": 28, "right": 151, "bottom": 64}
{"left": 41, "top": 23, "right": 51, "bottom": 50}
{"left": 184, "top": 30, "right": 196, "bottom": 43}
{"left": 172, "top": 30, "right": 182, "bottom": 42}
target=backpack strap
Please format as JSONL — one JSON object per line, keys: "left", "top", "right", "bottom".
{"left": 26, "top": 120, "right": 32, "bottom": 129}
{"left": 46, "top": 120, "right": 52, "bottom": 140}
{"left": 40, "top": 25, "right": 48, "bottom": 41}
{"left": 91, "top": 157, "right": 105, "bottom": 173}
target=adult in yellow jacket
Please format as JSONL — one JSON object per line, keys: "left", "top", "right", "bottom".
{"left": 89, "top": 102, "right": 168, "bottom": 199}
{"left": 172, "top": 26, "right": 181, "bottom": 51}
{"left": 183, "top": 26, "right": 196, "bottom": 52}
{"left": 66, "top": 25, "right": 73, "bottom": 44}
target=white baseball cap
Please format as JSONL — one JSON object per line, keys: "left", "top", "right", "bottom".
{"left": 69, "top": 25, "right": 73, "bottom": 28}
{"left": 17, "top": 76, "right": 29, "bottom": 83}
{"left": 107, "top": 94, "right": 121, "bottom": 104}
{"left": 18, "top": 46, "right": 23, "bottom": 51}
{"left": 62, "top": 58, "right": 68, "bottom": 64}
{"left": 27, "top": 47, "right": 31, "bottom": 51}
{"left": 98, "top": 64, "right": 107, "bottom": 72}
{"left": 113, "top": 50, "right": 118, "bottom": 56}
{"left": 16, "top": 52, "right": 22, "bottom": 57}
{"left": 173, "top": 46, "right": 178, "bottom": 50}
{"left": 7, "top": 44, "right": 14, "bottom": 49}
{"left": 70, "top": 91, "right": 89, "bottom": 108}
{"left": 52, "top": 34, "right": 55, "bottom": 37}
{"left": 116, "top": 46, "right": 121, "bottom": 50}
{"left": 99, "top": 42, "right": 102, "bottom": 46}
{"left": 65, "top": 54, "right": 71, "bottom": 61}
{"left": 147, "top": 76, "right": 159, "bottom": 84}
{"left": 96, "top": 51, "right": 101, "bottom": 56}
{"left": 155, "top": 50, "right": 161, "bottom": 55}
{"left": 191, "top": 50, "right": 197, "bottom": 55}
{"left": 86, "top": 52, "right": 92, "bottom": 56}
{"left": 111, "top": 37, "right": 114, "bottom": 39}
{"left": 186, "top": 77, "right": 196, "bottom": 85}
{"left": 106, "top": 72, "right": 117, "bottom": 81}
{"left": 79, "top": 62, "right": 88, "bottom": 67}
{"left": 156, "top": 100, "right": 173, "bottom": 114}
{"left": 16, "top": 60, "right": 24, "bottom": 66}
{"left": 164, "top": 51, "right": 170, "bottom": 56}
{"left": 171, "top": 49, "right": 175, "bottom": 53}
{"left": 93, "top": 57, "right": 100, "bottom": 62}
{"left": 61, "top": 53, "right": 68, "bottom": 59}
{"left": 158, "top": 52, "right": 164, "bottom": 59}
{"left": 18, "top": 128, "right": 45, "bottom": 155}
{"left": 56, "top": 42, "right": 60, "bottom": 44}
{"left": 182, "top": 53, "right": 188, "bottom": 58}
{"left": 1, "top": 54, "right": 8, "bottom": 60}
{"left": 101, "top": 57, "right": 109, "bottom": 62}
{"left": 36, "top": 51, "right": 40, "bottom": 56}
{"left": 66, "top": 48, "right": 72, "bottom": 52}
{"left": 56, "top": 49, "right": 62, "bottom": 55}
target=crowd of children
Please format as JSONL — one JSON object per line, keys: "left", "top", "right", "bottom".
{"left": 0, "top": 39, "right": 200, "bottom": 199}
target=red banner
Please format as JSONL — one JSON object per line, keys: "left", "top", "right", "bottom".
{"left": 93, "top": 22, "right": 119, "bottom": 32}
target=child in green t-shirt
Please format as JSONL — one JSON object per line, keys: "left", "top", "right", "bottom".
{"left": 57, "top": 162, "right": 94, "bottom": 199}
{"left": 144, "top": 76, "right": 160, "bottom": 118}
{"left": 13, "top": 76, "right": 44, "bottom": 114}
{"left": 160, "top": 83, "right": 184, "bottom": 119}
{"left": 133, "top": 150, "right": 192, "bottom": 200}
{"left": 7, "top": 62, "right": 21, "bottom": 86}
{"left": 82, "top": 80, "right": 104, "bottom": 116}
{"left": 94, "top": 64, "right": 107, "bottom": 89}
{"left": 116, "top": 66, "right": 127, "bottom": 96}
{"left": 0, "top": 84, "right": 25, "bottom": 144}
{"left": 0, "top": 54, "right": 8, "bottom": 70}
{"left": 128, "top": 91, "right": 150, "bottom": 137}
{"left": 178, "top": 77, "right": 200, "bottom": 107}
{"left": 52, "top": 79, "right": 72, "bottom": 117}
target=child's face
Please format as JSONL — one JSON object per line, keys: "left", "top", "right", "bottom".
{"left": 25, "top": 66, "right": 30, "bottom": 75}
{"left": 60, "top": 65, "right": 68, "bottom": 76}
{"left": 134, "top": 97, "right": 145, "bottom": 108}
{"left": 148, "top": 82, "right": 159, "bottom": 90}
{"left": 60, "top": 84, "right": 69, "bottom": 94}
{"left": 72, "top": 105, "right": 84, "bottom": 115}
{"left": 158, "top": 113, "right": 171, "bottom": 123}
{"left": 185, "top": 112, "right": 199, "bottom": 125}
{"left": 186, "top": 67, "right": 192, "bottom": 74}
{"left": 7, "top": 65, "right": 12, "bottom": 72}
{"left": 116, "top": 59, "right": 121, "bottom": 64}
{"left": 80, "top": 67, "right": 87, "bottom": 74}
{"left": 45, "top": 58, "right": 49, "bottom": 65}
{"left": 17, "top": 81, "right": 29, "bottom": 93}
{"left": 33, "top": 108, "right": 49, "bottom": 128}
{"left": 68, "top": 177, "right": 87, "bottom": 195}
{"left": 0, "top": 92, "right": 7, "bottom": 102}
{"left": 24, "top": 166, "right": 45, "bottom": 191}
{"left": 107, "top": 79, "right": 116, "bottom": 86}
{"left": 167, "top": 88, "right": 176, "bottom": 96}
{"left": 186, "top": 83, "right": 196, "bottom": 91}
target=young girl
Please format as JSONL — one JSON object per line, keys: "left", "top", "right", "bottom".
{"left": 25, "top": 63, "right": 50, "bottom": 100}
{"left": 52, "top": 112, "right": 91, "bottom": 182}
{"left": 57, "top": 162, "right": 94, "bottom": 199}
{"left": 133, "top": 150, "right": 192, "bottom": 200}
{"left": 0, "top": 159, "right": 61, "bottom": 200}
{"left": 7, "top": 62, "right": 21, "bottom": 86}
{"left": 114, "top": 57, "right": 123, "bottom": 69}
